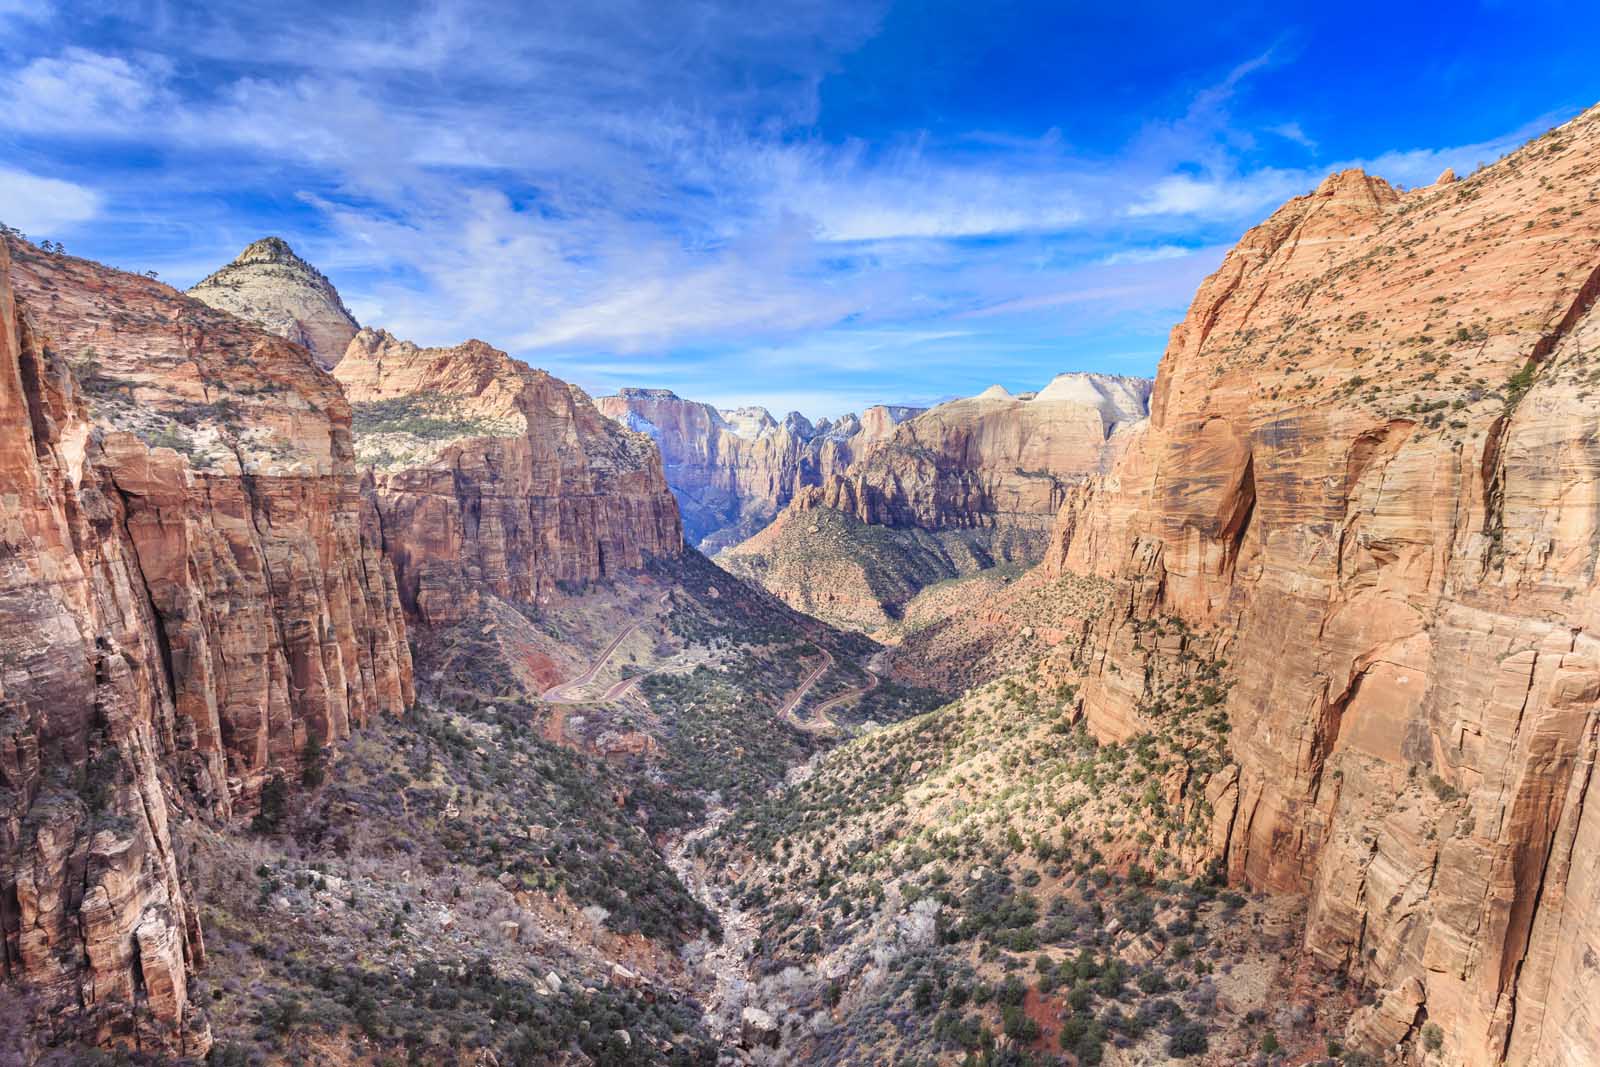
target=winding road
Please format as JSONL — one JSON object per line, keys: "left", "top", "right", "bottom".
{"left": 778, "top": 648, "right": 884, "bottom": 733}
{"left": 777, "top": 648, "right": 835, "bottom": 728}
{"left": 540, "top": 590, "right": 670, "bottom": 704}
{"left": 811, "top": 663, "right": 881, "bottom": 724}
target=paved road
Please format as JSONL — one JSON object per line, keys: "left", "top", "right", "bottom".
{"left": 810, "top": 665, "right": 881, "bottom": 728}
{"left": 540, "top": 590, "right": 670, "bottom": 703}
{"left": 777, "top": 649, "right": 834, "bottom": 728}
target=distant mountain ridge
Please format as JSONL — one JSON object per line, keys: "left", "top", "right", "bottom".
{"left": 716, "top": 372, "right": 1152, "bottom": 628}
{"left": 595, "top": 387, "right": 922, "bottom": 551}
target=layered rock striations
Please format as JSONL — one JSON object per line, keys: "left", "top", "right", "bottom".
{"left": 336, "top": 331, "right": 684, "bottom": 627}
{"left": 595, "top": 387, "right": 921, "bottom": 551}
{"left": 719, "top": 374, "right": 1148, "bottom": 629}
{"left": 1044, "top": 109, "right": 1600, "bottom": 1066}
{"left": 188, "top": 237, "right": 360, "bottom": 369}
{"left": 796, "top": 373, "right": 1150, "bottom": 530}
{"left": 0, "top": 237, "right": 411, "bottom": 1057}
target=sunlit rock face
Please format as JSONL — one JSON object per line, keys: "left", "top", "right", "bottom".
{"left": 1, "top": 235, "right": 412, "bottom": 1057}
{"left": 1044, "top": 108, "right": 1600, "bottom": 1067}
{"left": 337, "top": 331, "right": 684, "bottom": 627}
{"left": 793, "top": 373, "right": 1152, "bottom": 530}
{"left": 716, "top": 375, "right": 1150, "bottom": 628}
{"left": 188, "top": 236, "right": 360, "bottom": 369}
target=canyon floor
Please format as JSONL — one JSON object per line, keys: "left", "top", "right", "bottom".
{"left": 171, "top": 555, "right": 1355, "bottom": 1067}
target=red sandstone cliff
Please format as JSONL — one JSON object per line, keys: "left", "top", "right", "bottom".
{"left": 0, "top": 237, "right": 411, "bottom": 1057}
{"left": 335, "top": 330, "right": 683, "bottom": 627}
{"left": 1044, "top": 110, "right": 1600, "bottom": 1066}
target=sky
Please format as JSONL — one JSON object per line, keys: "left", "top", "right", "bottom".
{"left": 2, "top": 2, "right": 1598, "bottom": 418}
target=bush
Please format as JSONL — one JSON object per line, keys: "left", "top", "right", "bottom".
{"left": 1002, "top": 1004, "right": 1040, "bottom": 1042}
{"left": 1167, "top": 1020, "right": 1209, "bottom": 1057}
{"left": 301, "top": 734, "right": 326, "bottom": 787}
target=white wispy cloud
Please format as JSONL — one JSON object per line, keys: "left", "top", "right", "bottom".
{"left": 3, "top": 47, "right": 171, "bottom": 135}
{"left": 0, "top": 166, "right": 101, "bottom": 233}
{"left": 0, "top": 3, "right": 1575, "bottom": 415}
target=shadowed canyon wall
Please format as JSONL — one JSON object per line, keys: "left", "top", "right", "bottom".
{"left": 595, "top": 387, "right": 921, "bottom": 552}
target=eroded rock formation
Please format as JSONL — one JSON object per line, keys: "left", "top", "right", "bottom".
{"left": 595, "top": 387, "right": 921, "bottom": 551}
{"left": 188, "top": 237, "right": 360, "bottom": 369}
{"left": 0, "top": 237, "right": 411, "bottom": 1057}
{"left": 720, "top": 374, "right": 1149, "bottom": 628}
{"left": 1045, "top": 109, "right": 1600, "bottom": 1066}
{"left": 336, "top": 331, "right": 683, "bottom": 627}
{"left": 798, "top": 373, "right": 1150, "bottom": 530}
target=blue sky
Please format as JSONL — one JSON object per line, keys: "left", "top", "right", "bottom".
{"left": 2, "top": 1, "right": 1597, "bottom": 418}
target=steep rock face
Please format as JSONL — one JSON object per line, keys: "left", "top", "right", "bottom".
{"left": 804, "top": 373, "right": 1150, "bottom": 531}
{"left": 336, "top": 331, "right": 683, "bottom": 627}
{"left": 1, "top": 237, "right": 411, "bottom": 1057}
{"left": 1045, "top": 110, "right": 1600, "bottom": 1067}
{"left": 188, "top": 237, "right": 360, "bottom": 369}
{"left": 594, "top": 388, "right": 921, "bottom": 551}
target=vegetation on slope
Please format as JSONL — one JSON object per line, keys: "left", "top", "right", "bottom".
{"left": 718, "top": 505, "right": 1048, "bottom": 632}
{"left": 700, "top": 623, "right": 1350, "bottom": 1065}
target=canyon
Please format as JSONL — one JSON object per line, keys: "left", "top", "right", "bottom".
{"left": 2, "top": 101, "right": 1598, "bottom": 1067}
{"left": 718, "top": 373, "right": 1151, "bottom": 630}
{"left": 595, "top": 387, "right": 922, "bottom": 552}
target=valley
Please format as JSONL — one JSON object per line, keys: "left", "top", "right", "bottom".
{"left": 3, "top": 92, "right": 1600, "bottom": 1067}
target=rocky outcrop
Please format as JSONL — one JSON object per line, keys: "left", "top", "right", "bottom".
{"left": 1, "top": 237, "right": 411, "bottom": 1057}
{"left": 336, "top": 331, "right": 683, "bottom": 627}
{"left": 188, "top": 237, "right": 360, "bottom": 369}
{"left": 1044, "top": 108, "right": 1600, "bottom": 1067}
{"left": 595, "top": 388, "right": 921, "bottom": 551}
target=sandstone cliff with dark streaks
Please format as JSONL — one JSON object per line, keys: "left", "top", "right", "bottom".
{"left": 595, "top": 387, "right": 921, "bottom": 551}
{"left": 1, "top": 237, "right": 412, "bottom": 1058}
{"left": 1044, "top": 108, "right": 1600, "bottom": 1067}
{"left": 336, "top": 330, "right": 683, "bottom": 627}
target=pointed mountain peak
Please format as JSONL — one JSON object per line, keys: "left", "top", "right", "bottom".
{"left": 189, "top": 236, "right": 360, "bottom": 369}
{"left": 233, "top": 235, "right": 307, "bottom": 265}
